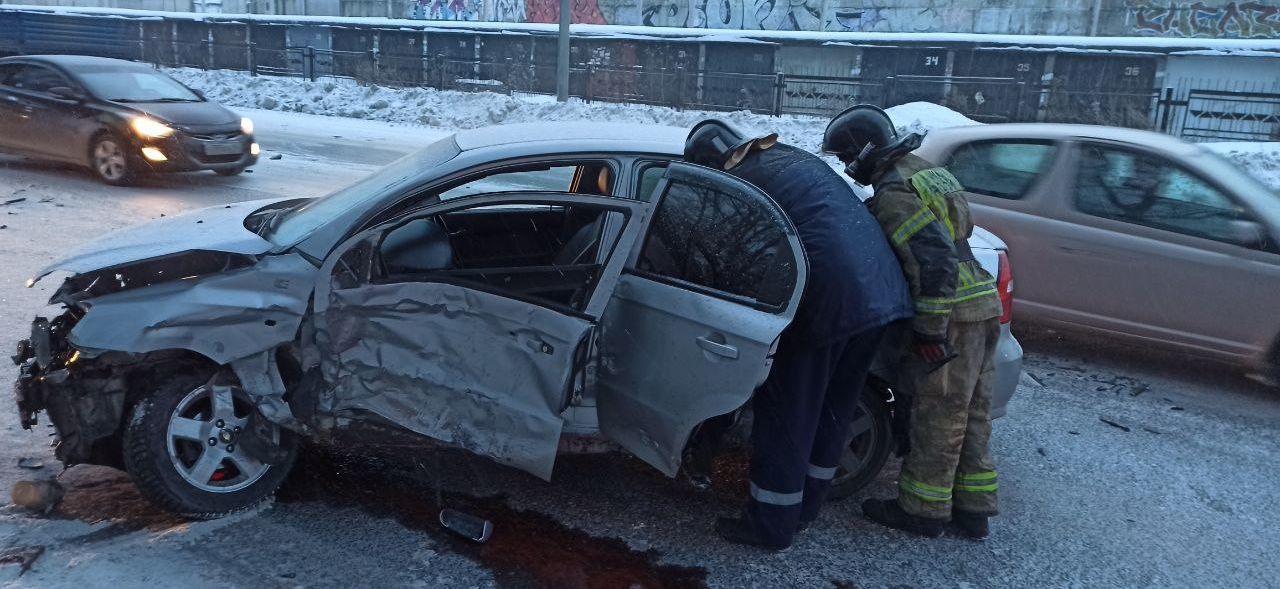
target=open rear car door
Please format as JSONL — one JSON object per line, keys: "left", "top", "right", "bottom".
{"left": 595, "top": 162, "right": 809, "bottom": 476}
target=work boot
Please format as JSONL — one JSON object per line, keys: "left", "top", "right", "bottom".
{"left": 861, "top": 499, "right": 944, "bottom": 538}
{"left": 950, "top": 511, "right": 990, "bottom": 540}
{"left": 715, "top": 516, "right": 791, "bottom": 552}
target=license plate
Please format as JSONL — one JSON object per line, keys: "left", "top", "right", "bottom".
{"left": 203, "top": 141, "right": 243, "bottom": 156}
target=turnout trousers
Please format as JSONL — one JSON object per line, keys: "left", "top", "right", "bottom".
{"left": 896, "top": 318, "right": 1000, "bottom": 519}
{"left": 745, "top": 324, "right": 890, "bottom": 547}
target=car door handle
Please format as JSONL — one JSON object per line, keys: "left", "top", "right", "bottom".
{"left": 696, "top": 336, "right": 739, "bottom": 359}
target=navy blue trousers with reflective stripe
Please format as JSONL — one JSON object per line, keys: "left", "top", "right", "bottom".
{"left": 746, "top": 324, "right": 890, "bottom": 547}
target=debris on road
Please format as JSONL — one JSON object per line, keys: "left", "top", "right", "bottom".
{"left": 0, "top": 545, "right": 44, "bottom": 576}
{"left": 11, "top": 480, "right": 65, "bottom": 513}
{"left": 2, "top": 197, "right": 26, "bottom": 206}
{"left": 439, "top": 508, "right": 493, "bottom": 543}
{"left": 1171, "top": 406, "right": 1185, "bottom": 411}
{"left": 1037, "top": 448, "right": 1047, "bottom": 456}
{"left": 1099, "top": 418, "right": 1131, "bottom": 432}
{"left": 269, "top": 154, "right": 283, "bottom": 160}
{"left": 17, "top": 457, "right": 43, "bottom": 470}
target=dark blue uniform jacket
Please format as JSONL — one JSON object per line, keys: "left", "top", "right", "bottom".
{"left": 728, "top": 143, "right": 912, "bottom": 345}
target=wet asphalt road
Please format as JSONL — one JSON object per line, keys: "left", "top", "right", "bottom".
{"left": 0, "top": 111, "right": 1277, "bottom": 588}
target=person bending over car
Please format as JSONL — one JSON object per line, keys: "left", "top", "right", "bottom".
{"left": 824, "top": 104, "right": 1003, "bottom": 541}
{"left": 683, "top": 119, "right": 912, "bottom": 551}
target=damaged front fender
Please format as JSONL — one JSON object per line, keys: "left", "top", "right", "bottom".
{"left": 65, "top": 253, "right": 316, "bottom": 365}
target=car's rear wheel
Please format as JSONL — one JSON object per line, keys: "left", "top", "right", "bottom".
{"left": 123, "top": 373, "right": 296, "bottom": 519}
{"left": 827, "top": 381, "right": 894, "bottom": 500}
{"left": 89, "top": 134, "right": 135, "bottom": 186}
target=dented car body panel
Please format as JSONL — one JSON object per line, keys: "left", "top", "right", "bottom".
{"left": 67, "top": 253, "right": 315, "bottom": 365}
{"left": 311, "top": 193, "right": 648, "bottom": 480}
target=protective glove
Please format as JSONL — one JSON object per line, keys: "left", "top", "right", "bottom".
{"left": 914, "top": 333, "right": 958, "bottom": 372}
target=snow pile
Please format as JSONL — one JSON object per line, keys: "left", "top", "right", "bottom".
{"left": 1203, "top": 142, "right": 1280, "bottom": 192}
{"left": 166, "top": 68, "right": 969, "bottom": 155}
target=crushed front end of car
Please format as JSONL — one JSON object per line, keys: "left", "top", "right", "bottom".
{"left": 10, "top": 200, "right": 319, "bottom": 518}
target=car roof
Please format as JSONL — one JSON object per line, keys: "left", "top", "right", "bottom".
{"left": 925, "top": 123, "right": 1201, "bottom": 157}
{"left": 453, "top": 122, "right": 687, "bottom": 156}
{"left": 0, "top": 54, "right": 154, "bottom": 71}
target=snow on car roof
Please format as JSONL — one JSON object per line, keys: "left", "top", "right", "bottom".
{"left": 453, "top": 122, "right": 687, "bottom": 154}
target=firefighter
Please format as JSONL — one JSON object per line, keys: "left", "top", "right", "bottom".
{"left": 822, "top": 104, "right": 1003, "bottom": 540}
{"left": 684, "top": 119, "right": 912, "bottom": 551}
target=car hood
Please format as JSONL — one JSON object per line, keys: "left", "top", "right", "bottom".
{"left": 125, "top": 101, "right": 240, "bottom": 130}
{"left": 31, "top": 198, "right": 293, "bottom": 284}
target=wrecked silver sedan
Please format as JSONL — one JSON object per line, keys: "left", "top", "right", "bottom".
{"left": 13, "top": 123, "right": 1022, "bottom": 518}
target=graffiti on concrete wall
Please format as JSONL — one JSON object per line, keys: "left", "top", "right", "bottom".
{"left": 485, "top": 0, "right": 527, "bottom": 21}
{"left": 1126, "top": 1, "right": 1280, "bottom": 37}
{"left": 525, "top": 0, "right": 609, "bottom": 23}
{"left": 635, "top": 0, "right": 826, "bottom": 29}
{"left": 396, "top": 0, "right": 1274, "bottom": 38}
{"left": 412, "top": 0, "right": 483, "bottom": 20}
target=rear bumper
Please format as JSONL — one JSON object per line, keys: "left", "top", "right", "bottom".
{"left": 989, "top": 322, "right": 1023, "bottom": 419}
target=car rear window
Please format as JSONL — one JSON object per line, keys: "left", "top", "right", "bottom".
{"left": 946, "top": 140, "right": 1057, "bottom": 200}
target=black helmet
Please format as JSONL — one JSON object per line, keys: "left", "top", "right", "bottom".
{"left": 684, "top": 119, "right": 776, "bottom": 170}
{"left": 822, "top": 104, "right": 915, "bottom": 184}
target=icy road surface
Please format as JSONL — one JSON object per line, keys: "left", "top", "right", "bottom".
{"left": 0, "top": 109, "right": 1277, "bottom": 588}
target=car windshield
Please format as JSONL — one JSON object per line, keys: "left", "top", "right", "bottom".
{"left": 263, "top": 136, "right": 462, "bottom": 247}
{"left": 76, "top": 67, "right": 202, "bottom": 102}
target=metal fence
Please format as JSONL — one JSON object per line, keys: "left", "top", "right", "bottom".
{"left": 1161, "top": 86, "right": 1280, "bottom": 143}
{"left": 120, "top": 38, "right": 1280, "bottom": 143}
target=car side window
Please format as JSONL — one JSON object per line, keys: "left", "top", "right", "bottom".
{"left": 945, "top": 140, "right": 1056, "bottom": 200}
{"left": 1074, "top": 144, "right": 1251, "bottom": 244}
{"left": 635, "top": 162, "right": 669, "bottom": 202}
{"left": 636, "top": 178, "right": 797, "bottom": 310}
{"left": 0, "top": 64, "right": 21, "bottom": 87}
{"left": 6, "top": 65, "right": 69, "bottom": 94}
{"left": 361, "top": 201, "right": 624, "bottom": 311}
{"left": 437, "top": 162, "right": 614, "bottom": 201}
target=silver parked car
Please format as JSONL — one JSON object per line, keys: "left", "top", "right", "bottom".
{"left": 915, "top": 124, "right": 1280, "bottom": 382}
{"left": 13, "top": 123, "right": 1022, "bottom": 517}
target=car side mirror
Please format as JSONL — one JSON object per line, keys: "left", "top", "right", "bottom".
{"left": 1225, "top": 219, "right": 1267, "bottom": 248}
{"left": 47, "top": 86, "right": 84, "bottom": 102}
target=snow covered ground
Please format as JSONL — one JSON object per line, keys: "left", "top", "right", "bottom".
{"left": 166, "top": 68, "right": 1280, "bottom": 192}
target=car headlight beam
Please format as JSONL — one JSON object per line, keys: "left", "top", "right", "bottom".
{"left": 131, "top": 117, "right": 174, "bottom": 139}
{"left": 240, "top": 117, "right": 254, "bottom": 135}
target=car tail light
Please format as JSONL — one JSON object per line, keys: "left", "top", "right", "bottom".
{"left": 997, "top": 251, "right": 1014, "bottom": 324}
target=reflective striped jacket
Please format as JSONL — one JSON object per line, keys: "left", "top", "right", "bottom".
{"left": 868, "top": 153, "right": 1002, "bottom": 339}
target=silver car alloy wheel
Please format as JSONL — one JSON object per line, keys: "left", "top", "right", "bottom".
{"left": 93, "top": 139, "right": 128, "bottom": 182}
{"left": 165, "top": 384, "right": 273, "bottom": 494}
{"left": 836, "top": 399, "right": 879, "bottom": 477}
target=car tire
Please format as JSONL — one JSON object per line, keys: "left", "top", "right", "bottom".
{"left": 122, "top": 372, "right": 297, "bottom": 519}
{"left": 826, "top": 380, "right": 894, "bottom": 500}
{"left": 89, "top": 133, "right": 135, "bottom": 186}
{"left": 215, "top": 166, "right": 246, "bottom": 177}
